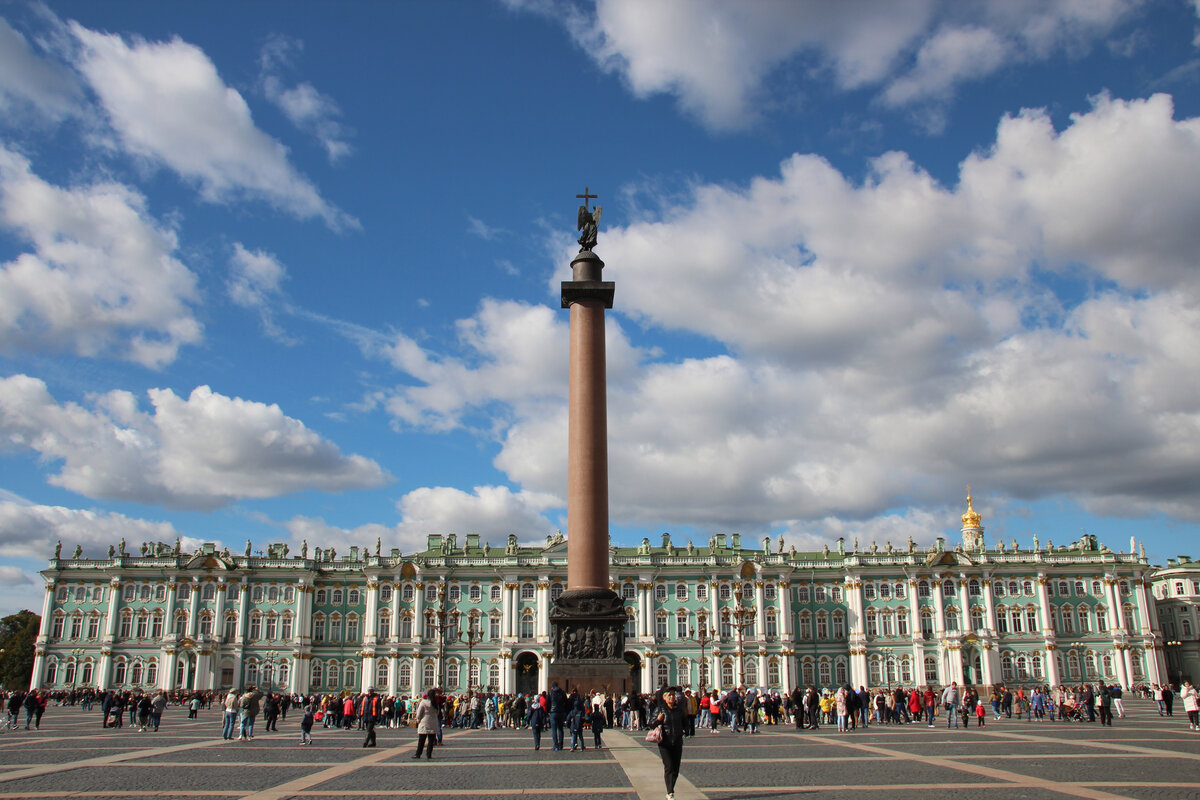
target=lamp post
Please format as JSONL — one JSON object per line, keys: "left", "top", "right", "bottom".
{"left": 722, "top": 601, "right": 756, "bottom": 687}
{"left": 687, "top": 614, "right": 715, "bottom": 695}
{"left": 462, "top": 614, "right": 484, "bottom": 692}
{"left": 1166, "top": 640, "right": 1183, "bottom": 688}
{"left": 424, "top": 580, "right": 460, "bottom": 689}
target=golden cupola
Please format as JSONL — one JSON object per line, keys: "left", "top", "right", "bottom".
{"left": 961, "top": 486, "right": 985, "bottom": 551}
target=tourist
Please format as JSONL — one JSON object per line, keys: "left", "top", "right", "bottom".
{"left": 300, "top": 704, "right": 315, "bottom": 745}
{"left": 651, "top": 687, "right": 687, "bottom": 800}
{"left": 361, "top": 688, "right": 381, "bottom": 747}
{"left": 151, "top": 692, "right": 166, "bottom": 731}
{"left": 941, "top": 681, "right": 961, "bottom": 729}
{"left": 590, "top": 697, "right": 606, "bottom": 748}
{"left": 412, "top": 690, "right": 439, "bottom": 760}
{"left": 1181, "top": 681, "right": 1199, "bottom": 730}
{"left": 263, "top": 693, "right": 279, "bottom": 732}
{"left": 1163, "top": 683, "right": 1175, "bottom": 716}
{"left": 529, "top": 691, "right": 546, "bottom": 750}
{"left": 567, "top": 695, "right": 587, "bottom": 750}
{"left": 548, "top": 681, "right": 567, "bottom": 751}
{"left": 222, "top": 689, "right": 239, "bottom": 739}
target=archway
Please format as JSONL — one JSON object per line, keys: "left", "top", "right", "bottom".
{"left": 624, "top": 651, "right": 642, "bottom": 692}
{"left": 514, "top": 651, "right": 539, "bottom": 697}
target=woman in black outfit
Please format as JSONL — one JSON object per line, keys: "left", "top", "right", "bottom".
{"left": 652, "top": 687, "right": 687, "bottom": 800}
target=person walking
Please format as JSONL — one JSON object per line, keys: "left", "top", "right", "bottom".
{"left": 361, "top": 689, "right": 381, "bottom": 748}
{"left": 299, "top": 704, "right": 315, "bottom": 745}
{"left": 548, "top": 682, "right": 568, "bottom": 751}
{"left": 1182, "top": 681, "right": 1199, "bottom": 731}
{"left": 651, "top": 687, "right": 688, "bottom": 800}
{"left": 413, "top": 690, "right": 438, "bottom": 760}
{"left": 222, "top": 689, "right": 239, "bottom": 739}
{"left": 941, "top": 682, "right": 961, "bottom": 729}
{"left": 529, "top": 692, "right": 546, "bottom": 750}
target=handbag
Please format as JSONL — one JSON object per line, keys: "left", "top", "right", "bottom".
{"left": 645, "top": 726, "right": 663, "bottom": 743}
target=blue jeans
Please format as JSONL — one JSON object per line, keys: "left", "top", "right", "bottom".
{"left": 946, "top": 706, "right": 959, "bottom": 728}
{"left": 223, "top": 711, "right": 237, "bottom": 739}
{"left": 550, "top": 714, "right": 565, "bottom": 750}
{"left": 925, "top": 705, "right": 935, "bottom": 724}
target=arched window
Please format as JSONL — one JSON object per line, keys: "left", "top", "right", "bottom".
{"left": 311, "top": 662, "right": 323, "bottom": 687}
{"left": 655, "top": 583, "right": 667, "bottom": 601}
{"left": 834, "top": 659, "right": 848, "bottom": 686}
{"left": 346, "top": 614, "right": 360, "bottom": 642}
{"left": 818, "top": 659, "right": 831, "bottom": 687}
{"left": 920, "top": 609, "right": 934, "bottom": 637}
{"left": 402, "top": 584, "right": 414, "bottom": 601}
{"left": 246, "top": 661, "right": 259, "bottom": 687}
{"left": 721, "top": 660, "right": 734, "bottom": 688}
{"left": 448, "top": 584, "right": 461, "bottom": 603}
{"left": 139, "top": 584, "right": 151, "bottom": 601}
{"left": 743, "top": 659, "right": 758, "bottom": 686}
{"left": 374, "top": 659, "right": 388, "bottom": 689}
{"left": 199, "top": 612, "right": 213, "bottom": 636}
{"left": 469, "top": 584, "right": 482, "bottom": 602}
{"left": 970, "top": 608, "right": 984, "bottom": 630}
{"left": 551, "top": 582, "right": 564, "bottom": 601}
{"left": 401, "top": 614, "right": 413, "bottom": 640}
{"left": 945, "top": 608, "right": 960, "bottom": 632}
{"left": 968, "top": 579, "right": 981, "bottom": 596}
{"left": 313, "top": 614, "right": 326, "bottom": 642}
{"left": 656, "top": 661, "right": 670, "bottom": 687}
{"left": 942, "top": 580, "right": 955, "bottom": 597}
{"left": 816, "top": 611, "right": 829, "bottom": 640}
{"left": 520, "top": 583, "right": 535, "bottom": 600}
{"left": 520, "top": 611, "right": 534, "bottom": 639}
{"left": 832, "top": 612, "right": 845, "bottom": 640}
{"left": 378, "top": 611, "right": 391, "bottom": 640}
{"left": 399, "top": 661, "right": 412, "bottom": 690}
{"left": 869, "top": 657, "right": 882, "bottom": 685}
{"left": 676, "top": 583, "right": 688, "bottom": 601}
{"left": 741, "top": 583, "right": 754, "bottom": 602}
{"left": 900, "top": 656, "right": 912, "bottom": 683}
{"left": 329, "top": 662, "right": 342, "bottom": 688}
{"left": 622, "top": 582, "right": 636, "bottom": 599}
{"left": 1015, "top": 654, "right": 1028, "bottom": 680}
{"left": 277, "top": 661, "right": 289, "bottom": 688}
{"left": 46, "top": 659, "right": 59, "bottom": 686}
{"left": 918, "top": 580, "right": 930, "bottom": 597}
{"left": 422, "top": 661, "right": 435, "bottom": 688}
{"left": 801, "top": 659, "right": 815, "bottom": 686}
{"left": 82, "top": 660, "right": 95, "bottom": 684}
{"left": 469, "top": 660, "right": 480, "bottom": 689}
{"left": 202, "top": 583, "right": 216, "bottom": 601}
{"left": 923, "top": 655, "right": 938, "bottom": 683}
{"left": 447, "top": 661, "right": 460, "bottom": 689}
{"left": 119, "top": 611, "right": 132, "bottom": 638}
{"left": 114, "top": 659, "right": 127, "bottom": 685}
{"left": 865, "top": 609, "right": 878, "bottom": 637}
{"left": 1067, "top": 651, "right": 1081, "bottom": 678}
{"left": 488, "top": 663, "right": 500, "bottom": 690}
{"left": 249, "top": 613, "right": 262, "bottom": 640}
{"left": 765, "top": 608, "right": 778, "bottom": 637}
{"left": 329, "top": 614, "right": 343, "bottom": 642}
{"left": 174, "top": 612, "right": 187, "bottom": 636}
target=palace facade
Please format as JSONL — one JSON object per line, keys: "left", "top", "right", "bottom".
{"left": 30, "top": 496, "right": 1173, "bottom": 695}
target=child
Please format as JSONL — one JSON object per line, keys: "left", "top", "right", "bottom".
{"left": 568, "top": 704, "right": 586, "bottom": 751}
{"left": 300, "top": 705, "right": 315, "bottom": 746}
{"left": 975, "top": 699, "right": 986, "bottom": 727}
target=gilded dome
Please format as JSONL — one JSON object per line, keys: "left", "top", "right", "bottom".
{"left": 961, "top": 487, "right": 982, "bottom": 529}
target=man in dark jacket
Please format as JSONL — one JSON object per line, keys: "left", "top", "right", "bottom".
{"left": 548, "top": 682, "right": 568, "bottom": 751}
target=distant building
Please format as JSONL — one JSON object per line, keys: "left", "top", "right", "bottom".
{"left": 1149, "top": 555, "right": 1200, "bottom": 686}
{"left": 31, "top": 494, "right": 1167, "bottom": 694}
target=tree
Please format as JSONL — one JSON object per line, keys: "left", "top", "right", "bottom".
{"left": 0, "top": 610, "right": 39, "bottom": 690}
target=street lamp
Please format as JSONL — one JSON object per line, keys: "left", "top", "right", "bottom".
{"left": 1166, "top": 640, "right": 1183, "bottom": 688}
{"left": 424, "top": 580, "right": 460, "bottom": 689}
{"left": 687, "top": 613, "right": 715, "bottom": 695}
{"left": 722, "top": 601, "right": 756, "bottom": 687}
{"left": 461, "top": 614, "right": 484, "bottom": 691}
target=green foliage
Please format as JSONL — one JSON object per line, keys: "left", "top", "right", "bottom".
{"left": 0, "top": 610, "right": 39, "bottom": 690}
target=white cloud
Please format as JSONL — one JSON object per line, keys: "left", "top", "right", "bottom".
{"left": 258, "top": 34, "right": 353, "bottom": 163}
{"left": 374, "top": 93, "right": 1200, "bottom": 532}
{"left": 511, "top": 0, "right": 1137, "bottom": 129}
{"left": 227, "top": 242, "right": 295, "bottom": 344}
{"left": 285, "top": 485, "right": 557, "bottom": 553}
{"left": 0, "top": 146, "right": 202, "bottom": 368}
{"left": 0, "top": 17, "right": 83, "bottom": 123}
{"left": 70, "top": 22, "right": 357, "bottom": 230}
{"left": 0, "top": 375, "right": 390, "bottom": 510}
{"left": 0, "top": 499, "right": 193, "bottom": 559}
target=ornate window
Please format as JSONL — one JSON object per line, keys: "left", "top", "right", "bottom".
{"left": 655, "top": 614, "right": 668, "bottom": 640}
{"left": 798, "top": 613, "right": 812, "bottom": 640}
{"left": 818, "top": 659, "right": 832, "bottom": 687}
{"left": 676, "top": 583, "right": 688, "bottom": 601}
{"left": 227, "top": 583, "right": 240, "bottom": 601}
{"left": 816, "top": 611, "right": 828, "bottom": 640}
{"left": 831, "top": 612, "right": 845, "bottom": 640}
{"left": 696, "top": 582, "right": 708, "bottom": 601}
{"left": 997, "top": 605, "right": 1009, "bottom": 634}
{"left": 920, "top": 609, "right": 933, "bottom": 636}
{"left": 284, "top": 586, "right": 296, "bottom": 603}
{"left": 332, "top": 589, "right": 344, "bottom": 605}
{"left": 765, "top": 609, "right": 778, "bottom": 637}
{"left": 719, "top": 584, "right": 732, "bottom": 601}
{"left": 741, "top": 583, "right": 754, "bottom": 602}
{"left": 88, "top": 614, "right": 100, "bottom": 639}
{"left": 401, "top": 615, "right": 413, "bottom": 640}
{"left": 488, "top": 663, "right": 500, "bottom": 690}
{"left": 422, "top": 661, "right": 435, "bottom": 688}
{"left": 865, "top": 609, "right": 878, "bottom": 637}
{"left": 71, "top": 614, "right": 84, "bottom": 639}
{"left": 721, "top": 660, "right": 734, "bottom": 688}
{"left": 1025, "top": 607, "right": 1038, "bottom": 632}
{"left": 447, "top": 661, "right": 460, "bottom": 689}
{"left": 51, "top": 613, "right": 64, "bottom": 639}
{"left": 311, "top": 662, "right": 323, "bottom": 687}
{"left": 252, "top": 586, "right": 265, "bottom": 603}
{"left": 376, "top": 660, "right": 389, "bottom": 689}
{"left": 968, "top": 579, "right": 981, "bottom": 596}
{"left": 199, "top": 612, "right": 213, "bottom": 637}
{"left": 346, "top": 614, "right": 360, "bottom": 642}
{"left": 224, "top": 613, "right": 237, "bottom": 640}
{"left": 380, "top": 584, "right": 393, "bottom": 602}
{"left": 281, "top": 613, "right": 293, "bottom": 640}
{"left": 399, "top": 662, "right": 412, "bottom": 690}
{"left": 448, "top": 584, "right": 461, "bottom": 603}
{"left": 489, "top": 584, "right": 501, "bottom": 602}
{"left": 378, "top": 612, "right": 391, "bottom": 640}
{"left": 622, "top": 582, "right": 636, "bottom": 599}
{"left": 520, "top": 611, "right": 534, "bottom": 639}
{"left": 327, "top": 662, "right": 340, "bottom": 688}
{"left": 402, "top": 584, "right": 415, "bottom": 602}
{"left": 150, "top": 612, "right": 163, "bottom": 639}
{"left": 879, "top": 582, "right": 891, "bottom": 600}
{"left": 316, "top": 589, "right": 328, "bottom": 605}
{"left": 119, "top": 611, "right": 132, "bottom": 638}
{"left": 267, "top": 585, "right": 279, "bottom": 603}
{"left": 469, "top": 584, "right": 482, "bottom": 602}
{"left": 797, "top": 584, "right": 810, "bottom": 603}
{"left": 897, "top": 612, "right": 909, "bottom": 636}
{"left": 918, "top": 580, "right": 930, "bottom": 598}
{"left": 655, "top": 583, "right": 668, "bottom": 601}
{"left": 942, "top": 580, "right": 956, "bottom": 597}
{"left": 202, "top": 583, "right": 216, "bottom": 601}
{"left": 263, "top": 613, "right": 276, "bottom": 640}
{"left": 520, "top": 583, "right": 535, "bottom": 600}
{"left": 348, "top": 588, "right": 361, "bottom": 605}
{"left": 675, "top": 611, "right": 688, "bottom": 639}
{"left": 249, "top": 613, "right": 262, "bottom": 640}
{"left": 864, "top": 583, "right": 877, "bottom": 601}
{"left": 489, "top": 615, "right": 500, "bottom": 640}
{"left": 114, "top": 659, "right": 127, "bottom": 685}
{"left": 314, "top": 614, "right": 327, "bottom": 643}
{"left": 330, "top": 614, "right": 343, "bottom": 642}
{"left": 924, "top": 655, "right": 938, "bottom": 683}
{"left": 945, "top": 608, "right": 960, "bottom": 632}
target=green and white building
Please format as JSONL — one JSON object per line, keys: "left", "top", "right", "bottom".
{"left": 30, "top": 495, "right": 1169, "bottom": 695}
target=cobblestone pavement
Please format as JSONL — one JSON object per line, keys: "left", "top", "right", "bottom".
{"left": 0, "top": 699, "right": 1196, "bottom": 800}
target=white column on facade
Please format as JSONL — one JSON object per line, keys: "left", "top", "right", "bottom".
{"left": 779, "top": 580, "right": 793, "bottom": 637}
{"left": 500, "top": 582, "right": 512, "bottom": 639}
{"left": 754, "top": 580, "right": 766, "bottom": 639}
{"left": 907, "top": 580, "right": 921, "bottom": 641}
{"left": 710, "top": 652, "right": 720, "bottom": 692}
{"left": 96, "top": 577, "right": 122, "bottom": 690}
{"left": 1134, "top": 579, "right": 1154, "bottom": 634}
{"left": 364, "top": 579, "right": 380, "bottom": 643}
{"left": 296, "top": 579, "right": 311, "bottom": 644}
{"left": 638, "top": 583, "right": 650, "bottom": 638}
{"left": 29, "top": 580, "right": 56, "bottom": 689}
{"left": 643, "top": 651, "right": 655, "bottom": 693}
{"left": 186, "top": 578, "right": 200, "bottom": 638}
{"left": 709, "top": 582, "right": 720, "bottom": 642}
{"left": 231, "top": 579, "right": 249, "bottom": 688}
{"left": 538, "top": 651, "right": 550, "bottom": 693}
{"left": 958, "top": 576, "right": 972, "bottom": 635}
{"left": 982, "top": 578, "right": 997, "bottom": 635}
{"left": 757, "top": 652, "right": 767, "bottom": 689}
{"left": 536, "top": 580, "right": 550, "bottom": 640}
{"left": 413, "top": 581, "right": 426, "bottom": 642}
{"left": 1045, "top": 645, "right": 1061, "bottom": 687}
{"left": 932, "top": 574, "right": 946, "bottom": 637}
{"left": 390, "top": 580, "right": 402, "bottom": 643}
{"left": 410, "top": 655, "right": 419, "bottom": 695}
{"left": 779, "top": 652, "right": 792, "bottom": 691}
{"left": 212, "top": 579, "right": 227, "bottom": 639}
{"left": 912, "top": 641, "right": 926, "bottom": 686}
{"left": 1035, "top": 573, "right": 1054, "bottom": 634}
{"left": 947, "top": 645, "right": 964, "bottom": 685}
{"left": 387, "top": 654, "right": 399, "bottom": 696}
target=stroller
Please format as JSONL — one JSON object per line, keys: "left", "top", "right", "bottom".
{"left": 1059, "top": 701, "right": 1086, "bottom": 722}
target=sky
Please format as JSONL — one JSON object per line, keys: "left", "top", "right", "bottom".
{"left": 2, "top": 0, "right": 1200, "bottom": 614}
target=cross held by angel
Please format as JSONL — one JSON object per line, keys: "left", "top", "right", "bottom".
{"left": 576, "top": 186, "right": 602, "bottom": 251}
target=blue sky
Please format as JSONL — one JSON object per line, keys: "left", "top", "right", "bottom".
{"left": 3, "top": 0, "right": 1200, "bottom": 613}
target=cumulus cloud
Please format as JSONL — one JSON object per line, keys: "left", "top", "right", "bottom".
{"left": 70, "top": 22, "right": 357, "bottom": 229}
{"left": 373, "top": 93, "right": 1200, "bottom": 535}
{"left": 0, "top": 375, "right": 390, "bottom": 510}
{"left": 0, "top": 146, "right": 202, "bottom": 368}
{"left": 285, "top": 485, "right": 557, "bottom": 553}
{"left": 0, "top": 17, "right": 83, "bottom": 123}
{"left": 509, "top": 0, "right": 1137, "bottom": 129}
{"left": 0, "top": 499, "right": 197, "bottom": 559}
{"left": 258, "top": 34, "right": 353, "bottom": 163}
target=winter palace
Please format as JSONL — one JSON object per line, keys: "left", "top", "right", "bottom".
{"left": 29, "top": 494, "right": 1194, "bottom": 695}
